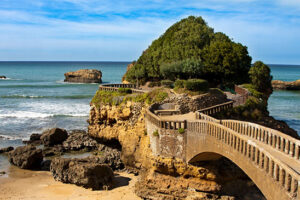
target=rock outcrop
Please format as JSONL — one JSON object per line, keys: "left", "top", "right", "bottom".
{"left": 62, "top": 130, "right": 98, "bottom": 151}
{"left": 50, "top": 157, "right": 114, "bottom": 190}
{"left": 122, "top": 63, "right": 134, "bottom": 84}
{"left": 8, "top": 146, "right": 43, "bottom": 169}
{"left": 272, "top": 79, "right": 300, "bottom": 90}
{"left": 41, "top": 128, "right": 68, "bottom": 146}
{"left": 0, "top": 76, "right": 6, "bottom": 79}
{"left": 0, "top": 146, "right": 14, "bottom": 154}
{"left": 64, "top": 69, "right": 102, "bottom": 83}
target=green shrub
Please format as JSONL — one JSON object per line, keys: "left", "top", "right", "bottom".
{"left": 178, "top": 128, "right": 185, "bottom": 134}
{"left": 161, "top": 80, "right": 174, "bottom": 88}
{"left": 148, "top": 81, "right": 161, "bottom": 87}
{"left": 174, "top": 79, "right": 185, "bottom": 89}
{"left": 184, "top": 79, "right": 209, "bottom": 92}
{"left": 153, "top": 130, "right": 159, "bottom": 137}
{"left": 118, "top": 88, "right": 132, "bottom": 94}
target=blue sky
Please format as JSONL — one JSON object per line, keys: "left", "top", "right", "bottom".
{"left": 0, "top": 0, "right": 300, "bottom": 64}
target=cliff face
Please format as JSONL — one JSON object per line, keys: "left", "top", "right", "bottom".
{"left": 88, "top": 101, "right": 152, "bottom": 168}
{"left": 88, "top": 91, "right": 265, "bottom": 199}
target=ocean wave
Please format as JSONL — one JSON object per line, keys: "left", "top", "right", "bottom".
{"left": 0, "top": 134, "right": 23, "bottom": 140}
{"left": 0, "top": 94, "right": 94, "bottom": 99}
{"left": 0, "top": 83, "right": 96, "bottom": 88}
{"left": 0, "top": 111, "right": 89, "bottom": 119}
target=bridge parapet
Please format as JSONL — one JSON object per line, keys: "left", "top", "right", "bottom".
{"left": 186, "top": 120, "right": 300, "bottom": 200}
{"left": 195, "top": 101, "right": 233, "bottom": 117}
{"left": 221, "top": 120, "right": 300, "bottom": 161}
{"left": 98, "top": 83, "right": 145, "bottom": 94}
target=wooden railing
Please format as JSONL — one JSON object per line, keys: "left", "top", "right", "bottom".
{"left": 221, "top": 120, "right": 300, "bottom": 161}
{"left": 187, "top": 120, "right": 300, "bottom": 199}
{"left": 196, "top": 101, "right": 233, "bottom": 117}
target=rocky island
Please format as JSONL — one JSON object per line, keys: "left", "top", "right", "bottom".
{"left": 64, "top": 69, "right": 102, "bottom": 83}
{"left": 272, "top": 79, "right": 300, "bottom": 90}
{"left": 1, "top": 16, "right": 299, "bottom": 200}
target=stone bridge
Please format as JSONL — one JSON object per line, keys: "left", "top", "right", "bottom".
{"left": 146, "top": 101, "right": 300, "bottom": 200}
{"left": 97, "top": 83, "right": 300, "bottom": 199}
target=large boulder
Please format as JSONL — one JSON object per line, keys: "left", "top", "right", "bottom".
{"left": 64, "top": 69, "right": 102, "bottom": 83}
{"left": 0, "top": 146, "right": 14, "bottom": 154}
{"left": 50, "top": 157, "right": 114, "bottom": 190}
{"left": 41, "top": 128, "right": 68, "bottom": 146}
{"left": 93, "top": 144, "right": 124, "bottom": 170}
{"left": 8, "top": 146, "right": 43, "bottom": 169}
{"left": 62, "top": 130, "right": 98, "bottom": 151}
{"left": 272, "top": 79, "right": 300, "bottom": 90}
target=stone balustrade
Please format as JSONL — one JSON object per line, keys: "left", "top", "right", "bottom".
{"left": 221, "top": 120, "right": 300, "bottom": 161}
{"left": 98, "top": 83, "right": 145, "bottom": 94}
{"left": 186, "top": 120, "right": 300, "bottom": 199}
{"left": 146, "top": 100, "right": 300, "bottom": 200}
{"left": 196, "top": 101, "right": 233, "bottom": 117}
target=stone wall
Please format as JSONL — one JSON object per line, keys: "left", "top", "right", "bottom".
{"left": 146, "top": 119, "right": 186, "bottom": 160}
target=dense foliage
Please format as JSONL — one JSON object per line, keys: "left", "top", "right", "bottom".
{"left": 124, "top": 16, "right": 252, "bottom": 87}
{"left": 249, "top": 61, "right": 273, "bottom": 95}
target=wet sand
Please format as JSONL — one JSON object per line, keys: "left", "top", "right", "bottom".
{"left": 0, "top": 165, "right": 141, "bottom": 200}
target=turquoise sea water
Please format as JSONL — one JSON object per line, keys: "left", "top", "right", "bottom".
{"left": 0, "top": 62, "right": 128, "bottom": 148}
{"left": 0, "top": 62, "right": 299, "bottom": 149}
{"left": 268, "top": 64, "right": 300, "bottom": 135}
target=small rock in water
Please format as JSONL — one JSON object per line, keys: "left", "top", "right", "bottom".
{"left": 64, "top": 69, "right": 102, "bottom": 83}
{"left": 8, "top": 146, "right": 43, "bottom": 169}
{"left": 41, "top": 128, "right": 68, "bottom": 147}
{"left": 0, "top": 146, "right": 14, "bottom": 154}
{"left": 0, "top": 76, "right": 6, "bottom": 79}
{"left": 23, "top": 133, "right": 42, "bottom": 145}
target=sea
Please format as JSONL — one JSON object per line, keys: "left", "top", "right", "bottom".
{"left": 0, "top": 62, "right": 299, "bottom": 151}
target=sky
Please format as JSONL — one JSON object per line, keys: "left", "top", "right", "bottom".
{"left": 0, "top": 0, "right": 300, "bottom": 64}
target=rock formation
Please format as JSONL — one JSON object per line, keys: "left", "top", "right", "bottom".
{"left": 41, "top": 128, "right": 68, "bottom": 146}
{"left": 0, "top": 146, "right": 14, "bottom": 154}
{"left": 64, "top": 69, "right": 102, "bottom": 83}
{"left": 0, "top": 75, "right": 6, "bottom": 79}
{"left": 88, "top": 89, "right": 266, "bottom": 199}
{"left": 50, "top": 157, "right": 114, "bottom": 190}
{"left": 8, "top": 146, "right": 43, "bottom": 169}
{"left": 122, "top": 63, "right": 134, "bottom": 84}
{"left": 62, "top": 130, "right": 98, "bottom": 151}
{"left": 272, "top": 79, "right": 300, "bottom": 90}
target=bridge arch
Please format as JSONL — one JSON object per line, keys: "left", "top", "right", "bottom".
{"left": 186, "top": 121, "right": 299, "bottom": 200}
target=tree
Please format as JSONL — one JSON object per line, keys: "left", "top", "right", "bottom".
{"left": 124, "top": 16, "right": 252, "bottom": 87}
{"left": 249, "top": 61, "right": 273, "bottom": 95}
{"left": 201, "top": 34, "right": 252, "bottom": 87}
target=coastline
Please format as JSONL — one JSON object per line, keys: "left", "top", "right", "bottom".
{"left": 0, "top": 165, "right": 140, "bottom": 200}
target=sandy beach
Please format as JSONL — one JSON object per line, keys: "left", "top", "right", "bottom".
{"left": 0, "top": 165, "right": 141, "bottom": 200}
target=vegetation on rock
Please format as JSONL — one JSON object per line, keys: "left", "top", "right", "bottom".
{"left": 91, "top": 88, "right": 169, "bottom": 107}
{"left": 124, "top": 16, "right": 252, "bottom": 87}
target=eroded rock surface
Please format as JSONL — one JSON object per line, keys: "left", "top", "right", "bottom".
{"left": 272, "top": 79, "right": 300, "bottom": 90}
{"left": 8, "top": 146, "right": 43, "bottom": 169}
{"left": 41, "top": 128, "right": 68, "bottom": 146}
{"left": 50, "top": 157, "right": 114, "bottom": 190}
{"left": 62, "top": 130, "right": 98, "bottom": 151}
{"left": 64, "top": 69, "right": 102, "bottom": 83}
{"left": 0, "top": 146, "right": 14, "bottom": 154}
